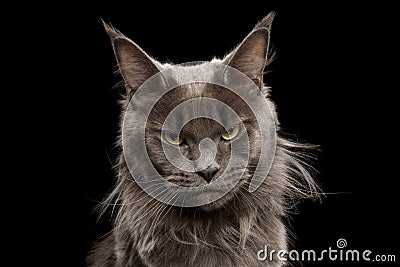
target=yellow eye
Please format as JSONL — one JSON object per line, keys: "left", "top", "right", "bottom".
{"left": 221, "top": 125, "right": 240, "bottom": 141}
{"left": 164, "top": 132, "right": 184, "bottom": 145}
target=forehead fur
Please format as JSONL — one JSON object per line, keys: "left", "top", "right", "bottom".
{"left": 138, "top": 61, "right": 259, "bottom": 129}
{"left": 145, "top": 92, "right": 256, "bottom": 133}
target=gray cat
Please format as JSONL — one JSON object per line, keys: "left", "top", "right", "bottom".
{"left": 87, "top": 12, "right": 319, "bottom": 267}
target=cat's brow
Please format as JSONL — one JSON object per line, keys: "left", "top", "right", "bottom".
{"left": 147, "top": 117, "right": 255, "bottom": 132}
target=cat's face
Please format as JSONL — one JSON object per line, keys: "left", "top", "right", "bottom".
{"left": 105, "top": 12, "right": 276, "bottom": 210}
{"left": 142, "top": 81, "right": 262, "bottom": 209}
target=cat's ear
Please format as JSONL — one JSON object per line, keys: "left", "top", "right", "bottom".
{"left": 223, "top": 12, "right": 275, "bottom": 88}
{"left": 103, "top": 22, "right": 160, "bottom": 97}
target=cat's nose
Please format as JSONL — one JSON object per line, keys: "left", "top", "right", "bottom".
{"left": 197, "top": 162, "right": 220, "bottom": 183}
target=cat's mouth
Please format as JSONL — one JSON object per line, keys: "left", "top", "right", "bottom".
{"left": 166, "top": 173, "right": 234, "bottom": 188}
{"left": 165, "top": 172, "right": 247, "bottom": 210}
{"left": 166, "top": 175, "right": 210, "bottom": 187}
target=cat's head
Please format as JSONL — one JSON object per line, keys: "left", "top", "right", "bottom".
{"left": 104, "top": 12, "right": 278, "bottom": 210}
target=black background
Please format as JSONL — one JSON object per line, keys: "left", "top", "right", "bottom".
{"left": 23, "top": 1, "right": 398, "bottom": 266}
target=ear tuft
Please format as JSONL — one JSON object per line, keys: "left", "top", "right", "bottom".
{"left": 101, "top": 19, "right": 124, "bottom": 40}
{"left": 254, "top": 11, "right": 276, "bottom": 31}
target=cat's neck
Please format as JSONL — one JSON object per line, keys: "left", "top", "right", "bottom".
{"left": 112, "top": 182, "right": 287, "bottom": 267}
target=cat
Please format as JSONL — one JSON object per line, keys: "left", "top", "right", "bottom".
{"left": 87, "top": 11, "right": 319, "bottom": 267}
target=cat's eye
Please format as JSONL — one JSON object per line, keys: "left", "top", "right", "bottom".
{"left": 164, "top": 132, "right": 184, "bottom": 145}
{"left": 221, "top": 125, "right": 240, "bottom": 141}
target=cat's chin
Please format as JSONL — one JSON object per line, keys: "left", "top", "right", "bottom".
{"left": 199, "top": 201, "right": 226, "bottom": 212}
{"left": 198, "top": 190, "right": 237, "bottom": 212}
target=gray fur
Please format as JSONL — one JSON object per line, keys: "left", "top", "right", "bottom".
{"left": 87, "top": 12, "right": 319, "bottom": 267}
